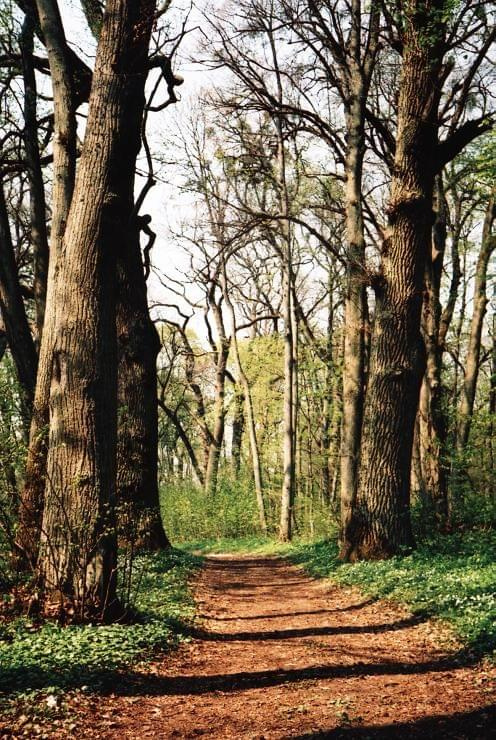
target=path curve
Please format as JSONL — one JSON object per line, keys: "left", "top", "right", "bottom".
{"left": 88, "top": 554, "right": 495, "bottom": 738}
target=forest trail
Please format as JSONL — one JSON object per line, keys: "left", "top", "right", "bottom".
{"left": 82, "top": 555, "right": 495, "bottom": 739}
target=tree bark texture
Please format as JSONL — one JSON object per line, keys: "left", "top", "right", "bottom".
{"left": 280, "top": 259, "right": 295, "bottom": 541}
{"left": 338, "top": 0, "right": 378, "bottom": 547}
{"left": 342, "top": 2, "right": 446, "bottom": 560}
{"left": 116, "top": 221, "right": 170, "bottom": 550}
{"left": 20, "top": 12, "right": 50, "bottom": 342}
{"left": 17, "top": 0, "right": 77, "bottom": 568}
{"left": 418, "top": 179, "right": 449, "bottom": 524}
{"left": 38, "top": 0, "right": 157, "bottom": 616}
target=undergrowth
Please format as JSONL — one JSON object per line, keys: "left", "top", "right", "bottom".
{"left": 0, "top": 548, "right": 201, "bottom": 697}
{"left": 289, "top": 530, "right": 496, "bottom": 656}
{"left": 180, "top": 535, "right": 294, "bottom": 555}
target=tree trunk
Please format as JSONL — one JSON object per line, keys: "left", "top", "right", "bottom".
{"left": 457, "top": 189, "right": 496, "bottom": 451}
{"left": 17, "top": 0, "right": 77, "bottom": 568}
{"left": 339, "top": 92, "right": 367, "bottom": 547}
{"left": 338, "top": 0, "right": 378, "bottom": 550}
{"left": 20, "top": 12, "right": 50, "bottom": 342}
{"left": 342, "top": 4, "right": 445, "bottom": 560}
{"left": 231, "top": 389, "right": 245, "bottom": 477}
{"left": 116, "top": 221, "right": 170, "bottom": 550}
{"left": 204, "top": 299, "right": 230, "bottom": 497}
{"left": 418, "top": 179, "right": 449, "bottom": 525}
{"left": 0, "top": 181, "right": 38, "bottom": 418}
{"left": 279, "top": 259, "right": 295, "bottom": 541}
{"left": 38, "top": 0, "right": 156, "bottom": 617}
{"left": 221, "top": 265, "right": 268, "bottom": 533}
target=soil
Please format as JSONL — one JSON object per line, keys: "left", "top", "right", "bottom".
{"left": 14, "top": 555, "right": 496, "bottom": 738}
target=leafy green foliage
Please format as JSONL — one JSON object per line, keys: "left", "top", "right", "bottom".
{"left": 161, "top": 476, "right": 261, "bottom": 541}
{"left": 0, "top": 354, "right": 27, "bottom": 587}
{"left": 290, "top": 530, "right": 496, "bottom": 655}
{"left": 0, "top": 549, "right": 201, "bottom": 696}
{"left": 181, "top": 535, "right": 294, "bottom": 555}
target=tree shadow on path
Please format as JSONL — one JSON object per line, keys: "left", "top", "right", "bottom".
{"left": 292, "top": 704, "right": 496, "bottom": 739}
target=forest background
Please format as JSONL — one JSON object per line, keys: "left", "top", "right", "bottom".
{"left": 0, "top": 0, "right": 495, "bottom": 714}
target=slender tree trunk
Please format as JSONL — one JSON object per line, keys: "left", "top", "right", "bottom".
{"left": 418, "top": 179, "right": 449, "bottom": 525}
{"left": 321, "top": 277, "right": 335, "bottom": 502}
{"left": 38, "top": 0, "right": 157, "bottom": 617}
{"left": 280, "top": 258, "right": 295, "bottom": 541}
{"left": 231, "top": 389, "right": 245, "bottom": 477}
{"left": 204, "top": 304, "right": 230, "bottom": 496}
{"left": 457, "top": 190, "right": 496, "bottom": 451}
{"left": 158, "top": 399, "right": 205, "bottom": 487}
{"left": 221, "top": 267, "right": 268, "bottom": 532}
{"left": 489, "top": 290, "right": 496, "bottom": 495}
{"left": 0, "top": 181, "right": 38, "bottom": 418}
{"left": 17, "top": 0, "right": 77, "bottom": 568}
{"left": 20, "top": 12, "right": 50, "bottom": 342}
{"left": 338, "top": 0, "right": 378, "bottom": 551}
{"left": 340, "top": 91, "right": 367, "bottom": 547}
{"left": 342, "top": 4, "right": 445, "bottom": 560}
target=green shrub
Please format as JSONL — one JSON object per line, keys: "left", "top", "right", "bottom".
{"left": 161, "top": 475, "right": 261, "bottom": 542}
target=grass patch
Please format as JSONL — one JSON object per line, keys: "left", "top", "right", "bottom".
{"left": 180, "top": 535, "right": 294, "bottom": 555}
{"left": 289, "top": 530, "right": 496, "bottom": 656}
{"left": 0, "top": 548, "right": 201, "bottom": 696}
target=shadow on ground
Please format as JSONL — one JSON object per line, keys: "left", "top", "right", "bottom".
{"left": 293, "top": 704, "right": 496, "bottom": 738}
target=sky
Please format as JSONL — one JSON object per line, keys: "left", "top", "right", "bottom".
{"left": 59, "top": 0, "right": 224, "bottom": 329}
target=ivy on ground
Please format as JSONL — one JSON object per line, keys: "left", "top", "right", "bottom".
{"left": 289, "top": 530, "right": 496, "bottom": 656}
{"left": 0, "top": 548, "right": 201, "bottom": 696}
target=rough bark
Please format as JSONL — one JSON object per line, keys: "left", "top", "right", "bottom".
{"left": 339, "top": 80, "right": 368, "bottom": 549}
{"left": 338, "top": 0, "right": 378, "bottom": 549}
{"left": 38, "top": 0, "right": 157, "bottom": 617}
{"left": 20, "top": 12, "right": 50, "bottom": 342}
{"left": 116, "top": 221, "right": 170, "bottom": 550}
{"left": 17, "top": 0, "right": 77, "bottom": 568}
{"left": 342, "top": 2, "right": 446, "bottom": 560}
{"left": 279, "top": 258, "right": 295, "bottom": 541}
{"left": 418, "top": 179, "right": 449, "bottom": 525}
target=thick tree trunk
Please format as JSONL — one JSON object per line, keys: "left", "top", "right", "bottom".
{"left": 457, "top": 190, "right": 496, "bottom": 452}
{"left": 342, "top": 5, "right": 445, "bottom": 560}
{"left": 116, "top": 223, "right": 170, "bottom": 550}
{"left": 38, "top": 0, "right": 156, "bottom": 617}
{"left": 17, "top": 0, "right": 77, "bottom": 568}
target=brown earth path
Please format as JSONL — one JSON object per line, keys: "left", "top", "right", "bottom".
{"left": 84, "top": 554, "right": 495, "bottom": 739}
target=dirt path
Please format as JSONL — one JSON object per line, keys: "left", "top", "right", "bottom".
{"left": 85, "top": 554, "right": 494, "bottom": 738}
